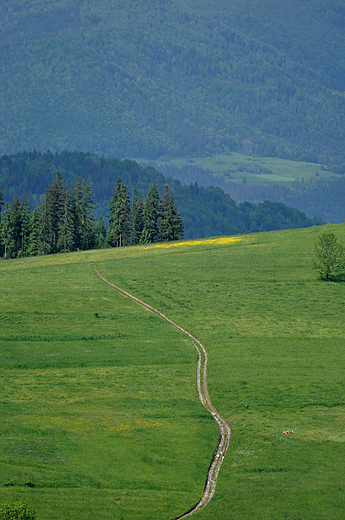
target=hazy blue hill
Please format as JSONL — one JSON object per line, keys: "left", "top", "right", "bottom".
{"left": 0, "top": 0, "right": 344, "bottom": 171}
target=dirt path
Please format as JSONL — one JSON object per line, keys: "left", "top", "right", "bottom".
{"left": 95, "top": 268, "right": 231, "bottom": 518}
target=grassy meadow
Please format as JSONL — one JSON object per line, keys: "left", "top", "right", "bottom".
{"left": 143, "top": 152, "right": 336, "bottom": 186}
{"left": 0, "top": 225, "right": 344, "bottom": 519}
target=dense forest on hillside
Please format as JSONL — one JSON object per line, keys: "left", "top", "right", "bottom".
{"left": 0, "top": 151, "right": 324, "bottom": 243}
{"left": 147, "top": 162, "right": 345, "bottom": 224}
{"left": 0, "top": 0, "right": 345, "bottom": 172}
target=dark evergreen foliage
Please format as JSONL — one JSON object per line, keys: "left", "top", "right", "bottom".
{"left": 0, "top": 171, "right": 97, "bottom": 258}
{"left": 71, "top": 179, "right": 96, "bottom": 250}
{"left": 130, "top": 185, "right": 144, "bottom": 245}
{"left": 141, "top": 183, "right": 160, "bottom": 244}
{"left": 107, "top": 178, "right": 131, "bottom": 247}
{"left": 158, "top": 185, "right": 183, "bottom": 242}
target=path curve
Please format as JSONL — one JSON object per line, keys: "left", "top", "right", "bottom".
{"left": 95, "top": 268, "right": 231, "bottom": 518}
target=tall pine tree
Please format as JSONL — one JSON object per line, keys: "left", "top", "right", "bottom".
{"left": 158, "top": 185, "right": 184, "bottom": 242}
{"left": 140, "top": 183, "right": 159, "bottom": 243}
{"left": 19, "top": 196, "right": 32, "bottom": 256}
{"left": 130, "top": 184, "right": 144, "bottom": 245}
{"left": 0, "top": 196, "right": 31, "bottom": 258}
{"left": 0, "top": 185, "right": 4, "bottom": 257}
{"left": 1, "top": 204, "right": 13, "bottom": 259}
{"left": 95, "top": 215, "right": 107, "bottom": 249}
{"left": 0, "top": 185, "right": 3, "bottom": 216}
{"left": 41, "top": 172, "right": 68, "bottom": 254}
{"left": 107, "top": 178, "right": 131, "bottom": 247}
{"left": 80, "top": 179, "right": 96, "bottom": 250}
{"left": 58, "top": 188, "right": 74, "bottom": 253}
{"left": 28, "top": 206, "right": 44, "bottom": 256}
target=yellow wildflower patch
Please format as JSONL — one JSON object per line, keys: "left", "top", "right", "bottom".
{"left": 141, "top": 235, "right": 244, "bottom": 250}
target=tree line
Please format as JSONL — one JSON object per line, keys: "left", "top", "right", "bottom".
{"left": 0, "top": 174, "right": 183, "bottom": 259}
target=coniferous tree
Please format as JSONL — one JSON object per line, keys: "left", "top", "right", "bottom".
{"left": 40, "top": 190, "right": 52, "bottom": 255}
{"left": 158, "top": 185, "right": 183, "bottom": 242}
{"left": 9, "top": 195, "right": 22, "bottom": 255}
{"left": 0, "top": 185, "right": 4, "bottom": 257}
{"left": 140, "top": 183, "right": 159, "bottom": 243}
{"left": 43, "top": 171, "right": 68, "bottom": 253}
{"left": 58, "top": 188, "right": 74, "bottom": 253}
{"left": 19, "top": 196, "right": 32, "bottom": 256}
{"left": 1, "top": 204, "right": 13, "bottom": 259}
{"left": 71, "top": 178, "right": 96, "bottom": 250}
{"left": 28, "top": 206, "right": 44, "bottom": 256}
{"left": 107, "top": 178, "right": 131, "bottom": 247}
{"left": 95, "top": 215, "right": 107, "bottom": 249}
{"left": 0, "top": 185, "right": 3, "bottom": 216}
{"left": 130, "top": 185, "right": 144, "bottom": 245}
{"left": 0, "top": 196, "right": 31, "bottom": 257}
{"left": 80, "top": 179, "right": 96, "bottom": 250}
{"left": 71, "top": 178, "right": 83, "bottom": 250}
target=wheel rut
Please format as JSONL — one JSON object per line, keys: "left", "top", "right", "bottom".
{"left": 95, "top": 268, "right": 231, "bottom": 518}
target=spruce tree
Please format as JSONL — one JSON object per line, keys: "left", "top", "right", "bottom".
{"left": 141, "top": 183, "right": 159, "bottom": 243}
{"left": 71, "top": 178, "right": 96, "bottom": 250}
{"left": 107, "top": 178, "right": 131, "bottom": 247}
{"left": 1, "top": 204, "right": 13, "bottom": 259}
{"left": 0, "top": 185, "right": 3, "bottom": 216}
{"left": 19, "top": 196, "right": 32, "bottom": 256}
{"left": 130, "top": 185, "right": 144, "bottom": 245}
{"left": 0, "top": 196, "right": 32, "bottom": 257}
{"left": 28, "top": 206, "right": 44, "bottom": 256}
{"left": 158, "top": 185, "right": 183, "bottom": 242}
{"left": 58, "top": 188, "right": 74, "bottom": 253}
{"left": 9, "top": 196, "right": 22, "bottom": 255}
{"left": 81, "top": 179, "right": 96, "bottom": 250}
{"left": 0, "top": 185, "right": 5, "bottom": 257}
{"left": 71, "top": 178, "right": 83, "bottom": 249}
{"left": 42, "top": 171, "right": 67, "bottom": 253}
{"left": 95, "top": 215, "right": 107, "bottom": 249}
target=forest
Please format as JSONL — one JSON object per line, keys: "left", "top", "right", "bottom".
{"left": 0, "top": 171, "right": 183, "bottom": 259}
{"left": 0, "top": 151, "right": 324, "bottom": 258}
{"left": 0, "top": 0, "right": 344, "bottom": 172}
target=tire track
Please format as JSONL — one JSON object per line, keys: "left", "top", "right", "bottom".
{"left": 95, "top": 268, "right": 231, "bottom": 518}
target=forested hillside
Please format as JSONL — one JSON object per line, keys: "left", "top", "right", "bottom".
{"left": 0, "top": 151, "right": 323, "bottom": 247}
{"left": 1, "top": 0, "right": 344, "bottom": 171}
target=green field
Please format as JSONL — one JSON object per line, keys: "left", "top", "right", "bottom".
{"left": 142, "top": 152, "right": 336, "bottom": 186}
{"left": 0, "top": 225, "right": 344, "bottom": 519}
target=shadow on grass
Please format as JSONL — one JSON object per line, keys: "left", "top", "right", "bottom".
{"left": 323, "top": 272, "right": 345, "bottom": 282}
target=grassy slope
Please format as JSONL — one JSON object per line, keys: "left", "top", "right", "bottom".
{"left": 143, "top": 153, "right": 336, "bottom": 186}
{"left": 1, "top": 225, "right": 345, "bottom": 519}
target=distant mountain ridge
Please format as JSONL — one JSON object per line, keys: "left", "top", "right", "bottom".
{"left": 0, "top": 0, "right": 344, "bottom": 171}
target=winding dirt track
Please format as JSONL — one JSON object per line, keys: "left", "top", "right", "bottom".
{"left": 95, "top": 268, "right": 231, "bottom": 518}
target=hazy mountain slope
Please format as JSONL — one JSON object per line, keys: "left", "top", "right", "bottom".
{"left": 0, "top": 0, "right": 344, "bottom": 170}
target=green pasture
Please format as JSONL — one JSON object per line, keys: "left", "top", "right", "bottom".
{"left": 0, "top": 225, "right": 344, "bottom": 519}
{"left": 144, "top": 152, "right": 335, "bottom": 186}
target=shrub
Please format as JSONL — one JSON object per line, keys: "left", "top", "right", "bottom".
{"left": 313, "top": 232, "right": 345, "bottom": 280}
{"left": 0, "top": 502, "right": 37, "bottom": 520}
